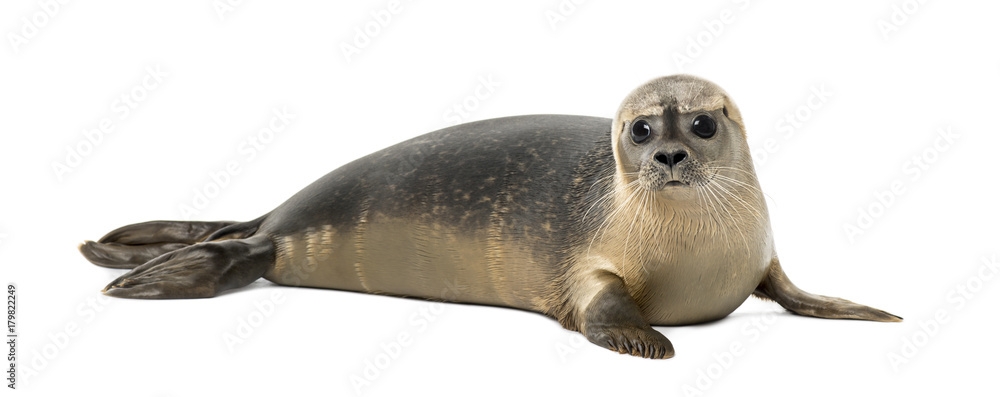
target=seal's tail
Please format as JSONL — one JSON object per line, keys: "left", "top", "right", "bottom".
{"left": 79, "top": 219, "right": 261, "bottom": 269}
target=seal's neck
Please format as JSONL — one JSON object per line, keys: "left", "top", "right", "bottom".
{"left": 598, "top": 171, "right": 772, "bottom": 292}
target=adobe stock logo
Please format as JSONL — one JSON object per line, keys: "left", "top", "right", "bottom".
{"left": 7, "top": 0, "right": 71, "bottom": 54}
{"left": 544, "top": 0, "right": 587, "bottom": 31}
{"left": 340, "top": 0, "right": 412, "bottom": 64}
{"left": 670, "top": 0, "right": 752, "bottom": 73}
{"left": 751, "top": 84, "right": 833, "bottom": 168}
{"left": 51, "top": 65, "right": 168, "bottom": 182}
{"left": 842, "top": 127, "right": 958, "bottom": 244}
{"left": 178, "top": 107, "right": 296, "bottom": 220}
{"left": 442, "top": 75, "right": 501, "bottom": 125}
{"left": 212, "top": 0, "right": 247, "bottom": 21}
{"left": 886, "top": 255, "right": 997, "bottom": 372}
{"left": 877, "top": 0, "right": 929, "bottom": 41}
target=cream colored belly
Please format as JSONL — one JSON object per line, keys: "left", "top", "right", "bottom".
{"left": 637, "top": 246, "right": 772, "bottom": 326}
{"left": 263, "top": 217, "right": 554, "bottom": 313}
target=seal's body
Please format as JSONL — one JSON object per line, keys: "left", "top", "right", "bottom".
{"left": 81, "top": 75, "right": 900, "bottom": 359}
{"left": 262, "top": 115, "right": 609, "bottom": 315}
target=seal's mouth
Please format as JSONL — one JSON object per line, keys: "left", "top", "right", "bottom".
{"left": 637, "top": 164, "right": 695, "bottom": 191}
{"left": 636, "top": 158, "right": 711, "bottom": 192}
{"left": 642, "top": 178, "right": 690, "bottom": 191}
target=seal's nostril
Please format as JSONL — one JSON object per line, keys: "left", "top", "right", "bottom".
{"left": 654, "top": 150, "right": 688, "bottom": 167}
{"left": 671, "top": 151, "right": 687, "bottom": 165}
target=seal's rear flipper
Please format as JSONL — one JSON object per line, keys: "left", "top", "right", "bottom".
{"left": 97, "top": 220, "right": 238, "bottom": 245}
{"left": 80, "top": 220, "right": 259, "bottom": 269}
{"left": 80, "top": 241, "right": 191, "bottom": 269}
{"left": 102, "top": 235, "right": 273, "bottom": 299}
{"left": 753, "top": 258, "right": 903, "bottom": 322}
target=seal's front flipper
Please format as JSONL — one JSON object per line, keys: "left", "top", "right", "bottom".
{"left": 102, "top": 235, "right": 273, "bottom": 299}
{"left": 754, "top": 258, "right": 902, "bottom": 322}
{"left": 575, "top": 271, "right": 674, "bottom": 359}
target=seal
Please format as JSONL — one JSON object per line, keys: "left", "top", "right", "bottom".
{"left": 79, "top": 75, "right": 901, "bottom": 359}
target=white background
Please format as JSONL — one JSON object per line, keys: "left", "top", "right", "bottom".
{"left": 2, "top": 0, "right": 998, "bottom": 395}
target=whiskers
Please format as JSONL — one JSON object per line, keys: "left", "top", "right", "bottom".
{"left": 580, "top": 163, "right": 767, "bottom": 275}
{"left": 694, "top": 163, "right": 767, "bottom": 254}
{"left": 583, "top": 173, "right": 646, "bottom": 265}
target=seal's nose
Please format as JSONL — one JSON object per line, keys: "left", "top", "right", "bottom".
{"left": 654, "top": 150, "right": 687, "bottom": 168}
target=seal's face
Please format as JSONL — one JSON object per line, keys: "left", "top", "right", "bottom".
{"left": 612, "top": 75, "right": 751, "bottom": 202}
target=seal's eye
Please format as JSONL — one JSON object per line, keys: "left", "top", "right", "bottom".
{"left": 692, "top": 115, "right": 716, "bottom": 139}
{"left": 630, "top": 119, "right": 651, "bottom": 144}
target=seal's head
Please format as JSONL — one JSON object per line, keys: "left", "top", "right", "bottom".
{"left": 612, "top": 75, "right": 753, "bottom": 202}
